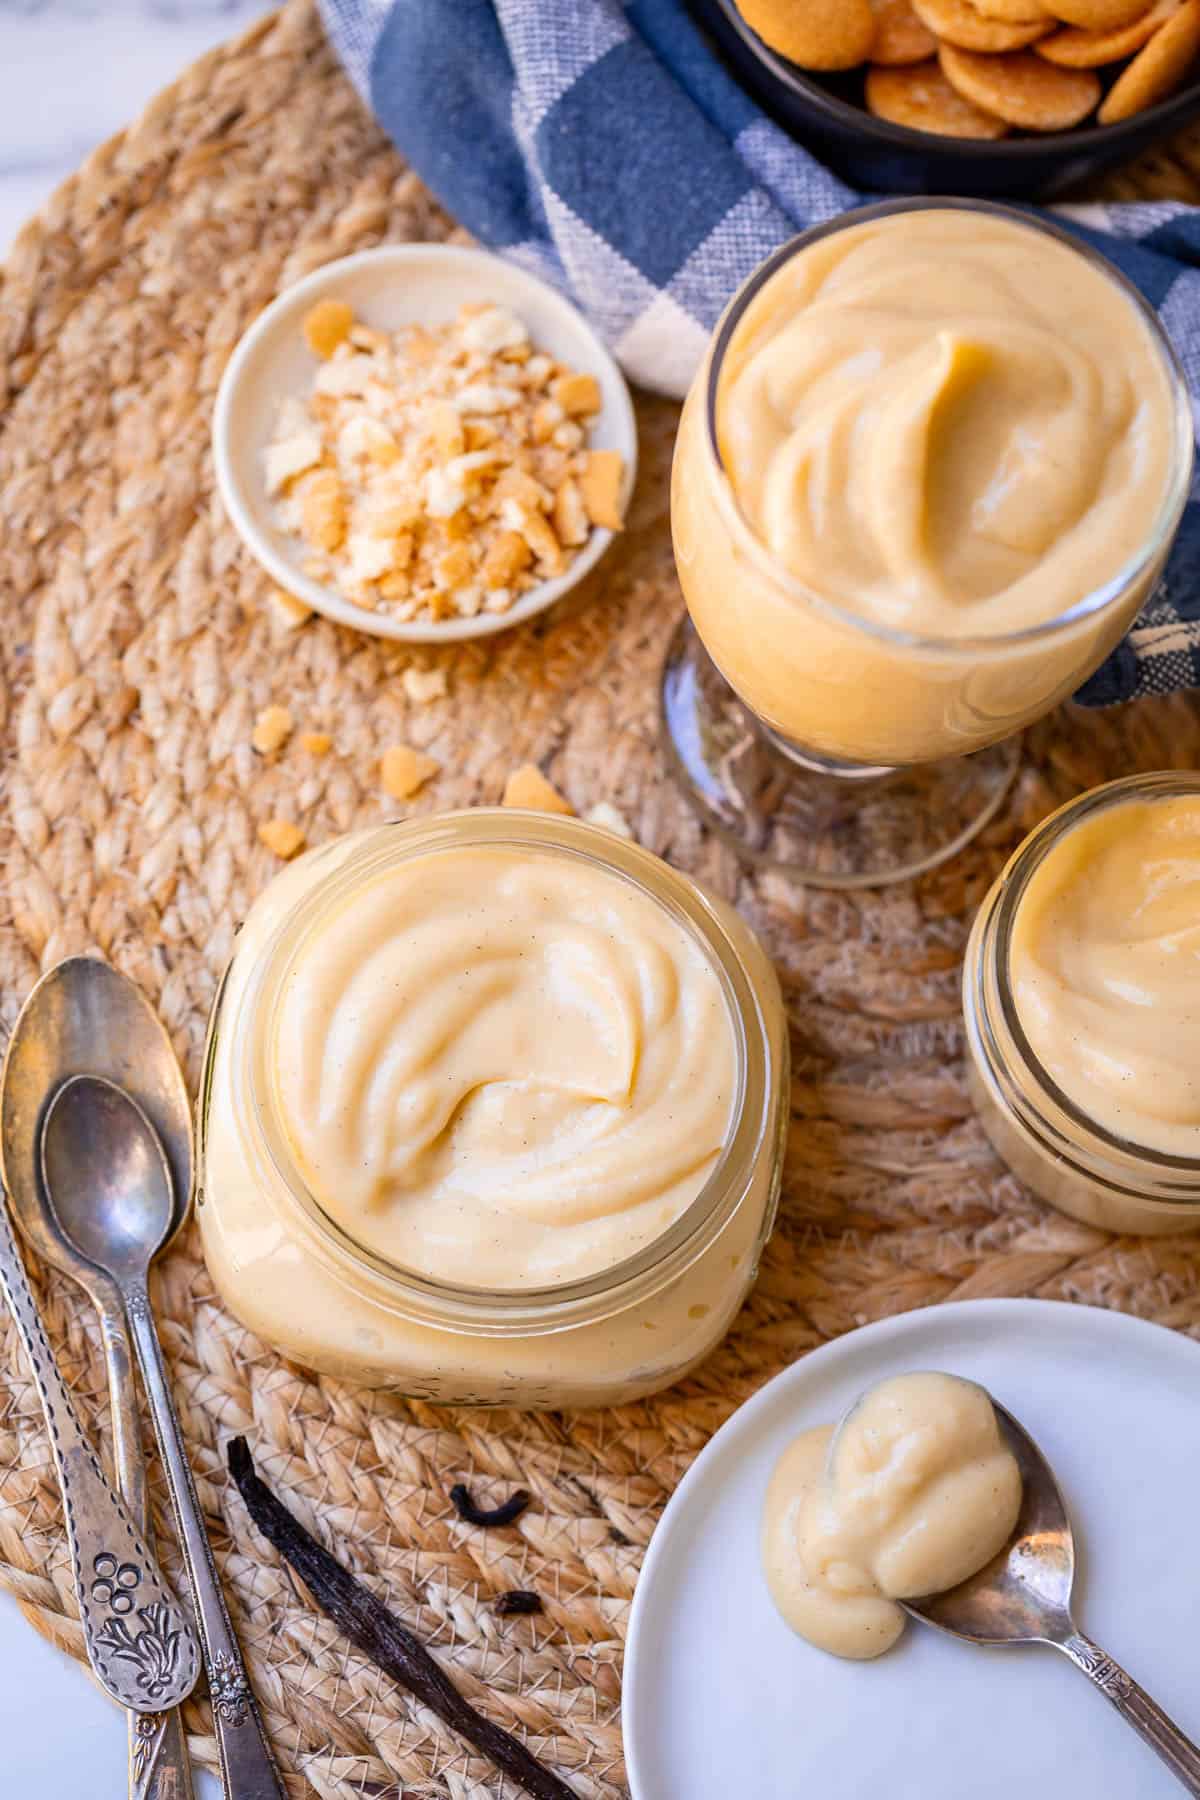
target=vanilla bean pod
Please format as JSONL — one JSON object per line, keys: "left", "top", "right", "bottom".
{"left": 227, "top": 1438, "right": 576, "bottom": 1800}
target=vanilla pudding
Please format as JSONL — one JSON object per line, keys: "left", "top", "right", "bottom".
{"left": 1010, "top": 797, "right": 1200, "bottom": 1158}
{"left": 271, "top": 844, "right": 735, "bottom": 1287}
{"left": 965, "top": 774, "right": 1200, "bottom": 1235}
{"left": 672, "top": 202, "right": 1190, "bottom": 767}
{"left": 198, "top": 812, "right": 788, "bottom": 1405}
{"left": 762, "top": 1373, "right": 1021, "bottom": 1659}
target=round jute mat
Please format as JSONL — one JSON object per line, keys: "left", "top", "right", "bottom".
{"left": 3, "top": 5, "right": 1200, "bottom": 1794}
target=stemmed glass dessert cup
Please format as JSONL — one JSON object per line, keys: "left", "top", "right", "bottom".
{"left": 665, "top": 198, "right": 1194, "bottom": 887}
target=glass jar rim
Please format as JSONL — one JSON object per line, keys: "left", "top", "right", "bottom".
{"left": 987, "top": 771, "right": 1200, "bottom": 1177}
{"left": 701, "top": 197, "right": 1194, "bottom": 659}
{"left": 228, "top": 809, "right": 777, "bottom": 1334}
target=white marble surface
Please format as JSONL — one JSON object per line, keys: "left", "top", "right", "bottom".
{"left": 0, "top": 0, "right": 275, "bottom": 255}
{"left": 0, "top": 1588, "right": 222, "bottom": 1795}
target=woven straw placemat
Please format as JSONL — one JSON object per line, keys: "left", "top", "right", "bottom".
{"left": 3, "top": 5, "right": 1200, "bottom": 1794}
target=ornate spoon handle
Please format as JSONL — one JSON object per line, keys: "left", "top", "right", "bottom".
{"left": 1060, "top": 1630, "right": 1200, "bottom": 1797}
{"left": 97, "top": 1299, "right": 196, "bottom": 1800}
{"left": 0, "top": 1205, "right": 199, "bottom": 1712}
{"left": 125, "top": 1279, "right": 286, "bottom": 1800}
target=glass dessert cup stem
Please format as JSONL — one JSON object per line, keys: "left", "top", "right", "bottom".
{"left": 660, "top": 619, "right": 1020, "bottom": 887}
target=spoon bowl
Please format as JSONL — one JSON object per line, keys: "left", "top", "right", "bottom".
{"left": 41, "top": 1075, "right": 174, "bottom": 1283}
{"left": 903, "top": 1404, "right": 1075, "bottom": 1647}
{"left": 0, "top": 954, "right": 192, "bottom": 1282}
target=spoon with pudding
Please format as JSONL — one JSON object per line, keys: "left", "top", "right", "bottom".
{"left": 903, "top": 1401, "right": 1200, "bottom": 1794}
{"left": 764, "top": 1371, "right": 1200, "bottom": 1794}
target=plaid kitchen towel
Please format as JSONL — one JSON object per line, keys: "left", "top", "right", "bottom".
{"left": 321, "top": 0, "right": 1200, "bottom": 706}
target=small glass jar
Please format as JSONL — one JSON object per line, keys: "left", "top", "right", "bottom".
{"left": 197, "top": 810, "right": 789, "bottom": 1406}
{"left": 964, "top": 773, "right": 1200, "bottom": 1236}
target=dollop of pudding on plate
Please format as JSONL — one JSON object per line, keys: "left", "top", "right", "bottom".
{"left": 762, "top": 1371, "right": 1022, "bottom": 1659}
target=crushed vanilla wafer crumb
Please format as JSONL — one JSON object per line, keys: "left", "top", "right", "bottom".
{"left": 251, "top": 705, "right": 294, "bottom": 755}
{"left": 502, "top": 764, "right": 573, "bottom": 814}
{"left": 580, "top": 450, "right": 626, "bottom": 531}
{"left": 265, "top": 300, "right": 625, "bottom": 624}
{"left": 381, "top": 744, "right": 441, "bottom": 800}
{"left": 258, "top": 818, "right": 305, "bottom": 859}
{"left": 303, "top": 299, "right": 355, "bottom": 359}
{"left": 267, "top": 587, "right": 313, "bottom": 631}
{"left": 402, "top": 667, "right": 448, "bottom": 705}
{"left": 300, "top": 731, "right": 333, "bottom": 756}
{"left": 584, "top": 801, "right": 633, "bottom": 839}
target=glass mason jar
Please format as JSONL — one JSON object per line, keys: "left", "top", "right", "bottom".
{"left": 665, "top": 199, "right": 1193, "bottom": 885}
{"left": 197, "top": 810, "right": 790, "bottom": 1406}
{"left": 964, "top": 773, "right": 1200, "bottom": 1236}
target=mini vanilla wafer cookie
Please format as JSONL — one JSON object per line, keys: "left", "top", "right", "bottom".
{"left": 870, "top": 0, "right": 938, "bottom": 62}
{"left": 976, "top": 0, "right": 1055, "bottom": 20}
{"left": 1098, "top": 0, "right": 1200, "bottom": 117}
{"left": 866, "top": 59, "right": 1010, "bottom": 129}
{"left": 1048, "top": 0, "right": 1154, "bottom": 26}
{"left": 940, "top": 41, "right": 1102, "bottom": 120}
{"left": 734, "top": 0, "right": 875, "bottom": 67}
{"left": 913, "top": 0, "right": 1055, "bottom": 46}
{"left": 1037, "top": 0, "right": 1179, "bottom": 65}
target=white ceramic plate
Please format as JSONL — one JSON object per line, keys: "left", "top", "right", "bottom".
{"left": 212, "top": 244, "right": 638, "bottom": 643}
{"left": 624, "top": 1298, "right": 1200, "bottom": 1800}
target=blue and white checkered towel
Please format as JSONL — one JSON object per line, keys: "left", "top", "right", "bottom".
{"left": 321, "top": 0, "right": 1200, "bottom": 706}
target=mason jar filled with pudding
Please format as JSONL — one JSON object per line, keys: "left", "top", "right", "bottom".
{"left": 964, "top": 774, "right": 1200, "bottom": 1236}
{"left": 197, "top": 810, "right": 789, "bottom": 1406}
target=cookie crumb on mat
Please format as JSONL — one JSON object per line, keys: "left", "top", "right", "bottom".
{"left": 502, "top": 765, "right": 573, "bottom": 814}
{"left": 402, "top": 667, "right": 448, "bottom": 705}
{"left": 584, "top": 801, "right": 634, "bottom": 839}
{"left": 258, "top": 818, "right": 305, "bottom": 860}
{"left": 580, "top": 450, "right": 627, "bottom": 531}
{"left": 300, "top": 731, "right": 333, "bottom": 756}
{"left": 267, "top": 587, "right": 313, "bottom": 631}
{"left": 381, "top": 744, "right": 441, "bottom": 800}
{"left": 251, "top": 705, "right": 294, "bottom": 755}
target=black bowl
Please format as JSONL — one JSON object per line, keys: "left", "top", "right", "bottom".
{"left": 693, "top": 0, "right": 1200, "bottom": 198}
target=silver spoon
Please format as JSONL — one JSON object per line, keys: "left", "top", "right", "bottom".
{"left": 41, "top": 1072, "right": 287, "bottom": 1800}
{"left": 0, "top": 954, "right": 198, "bottom": 1799}
{"left": 903, "top": 1401, "right": 1200, "bottom": 1795}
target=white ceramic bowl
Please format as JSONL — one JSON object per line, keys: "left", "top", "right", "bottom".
{"left": 212, "top": 244, "right": 639, "bottom": 643}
